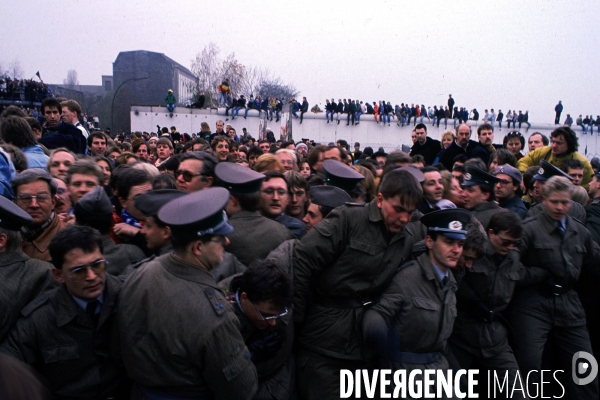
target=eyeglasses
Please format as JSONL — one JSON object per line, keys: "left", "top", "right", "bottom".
{"left": 67, "top": 259, "right": 106, "bottom": 281}
{"left": 261, "top": 188, "right": 288, "bottom": 197}
{"left": 497, "top": 237, "right": 520, "bottom": 247}
{"left": 253, "top": 302, "right": 289, "bottom": 321}
{"left": 207, "top": 236, "right": 227, "bottom": 246}
{"left": 16, "top": 193, "right": 52, "bottom": 204}
{"left": 175, "top": 169, "right": 203, "bottom": 182}
{"left": 496, "top": 179, "right": 513, "bottom": 186}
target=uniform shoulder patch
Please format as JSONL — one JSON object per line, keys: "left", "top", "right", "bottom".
{"left": 345, "top": 201, "right": 365, "bottom": 207}
{"left": 206, "top": 288, "right": 226, "bottom": 316}
{"left": 21, "top": 295, "right": 49, "bottom": 317}
{"left": 130, "top": 255, "right": 156, "bottom": 270}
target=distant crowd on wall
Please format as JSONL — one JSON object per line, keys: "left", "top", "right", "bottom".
{"left": 0, "top": 76, "right": 51, "bottom": 104}
{"left": 554, "top": 100, "right": 600, "bottom": 134}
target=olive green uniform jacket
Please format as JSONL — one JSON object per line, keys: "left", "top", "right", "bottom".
{"left": 367, "top": 253, "right": 457, "bottom": 387}
{"left": 227, "top": 210, "right": 295, "bottom": 266}
{"left": 510, "top": 211, "right": 600, "bottom": 327}
{"left": 471, "top": 201, "right": 501, "bottom": 230}
{"left": 450, "top": 249, "right": 523, "bottom": 357}
{"left": 118, "top": 253, "right": 258, "bottom": 400}
{"left": 0, "top": 274, "right": 128, "bottom": 400}
{"left": 219, "top": 274, "right": 295, "bottom": 400}
{"left": 0, "top": 250, "right": 55, "bottom": 343}
{"left": 102, "top": 236, "right": 145, "bottom": 275}
{"left": 293, "top": 200, "right": 426, "bottom": 361}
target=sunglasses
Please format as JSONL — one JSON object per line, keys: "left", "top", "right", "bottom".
{"left": 175, "top": 169, "right": 203, "bottom": 182}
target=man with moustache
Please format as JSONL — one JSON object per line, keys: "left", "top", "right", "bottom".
{"left": 258, "top": 170, "right": 305, "bottom": 239}
{"left": 438, "top": 123, "right": 479, "bottom": 171}
{"left": 471, "top": 123, "right": 496, "bottom": 166}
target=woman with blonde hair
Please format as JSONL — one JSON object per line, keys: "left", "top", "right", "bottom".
{"left": 253, "top": 153, "right": 283, "bottom": 173}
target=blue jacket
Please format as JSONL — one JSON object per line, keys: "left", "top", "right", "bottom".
{"left": 39, "top": 122, "right": 86, "bottom": 154}
{"left": 0, "top": 149, "right": 15, "bottom": 199}
{"left": 22, "top": 145, "right": 50, "bottom": 169}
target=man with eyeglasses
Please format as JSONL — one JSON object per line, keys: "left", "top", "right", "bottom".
{"left": 0, "top": 225, "right": 130, "bottom": 399}
{"left": 0, "top": 195, "right": 56, "bottom": 344}
{"left": 216, "top": 163, "right": 294, "bottom": 266}
{"left": 493, "top": 164, "right": 527, "bottom": 219}
{"left": 175, "top": 152, "right": 217, "bottom": 193}
{"left": 75, "top": 187, "right": 145, "bottom": 275}
{"left": 508, "top": 176, "right": 600, "bottom": 398}
{"left": 119, "top": 187, "right": 258, "bottom": 399}
{"left": 447, "top": 210, "right": 527, "bottom": 398}
{"left": 12, "top": 169, "right": 66, "bottom": 262}
{"left": 259, "top": 170, "right": 306, "bottom": 239}
{"left": 219, "top": 259, "right": 294, "bottom": 398}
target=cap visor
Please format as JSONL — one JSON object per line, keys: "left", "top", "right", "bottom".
{"left": 460, "top": 181, "right": 477, "bottom": 187}
{"left": 533, "top": 174, "right": 547, "bottom": 181}
{"left": 212, "top": 222, "right": 234, "bottom": 237}
{"left": 441, "top": 232, "right": 467, "bottom": 240}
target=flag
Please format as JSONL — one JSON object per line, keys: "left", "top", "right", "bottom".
{"left": 35, "top": 71, "right": 40, "bottom": 78}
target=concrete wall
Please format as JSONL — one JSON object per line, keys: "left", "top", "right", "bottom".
{"left": 130, "top": 106, "right": 600, "bottom": 159}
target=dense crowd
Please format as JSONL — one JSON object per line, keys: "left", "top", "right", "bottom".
{"left": 2, "top": 95, "right": 600, "bottom": 399}
{"left": 0, "top": 76, "right": 51, "bottom": 104}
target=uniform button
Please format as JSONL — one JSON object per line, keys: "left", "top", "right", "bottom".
{"left": 230, "top": 368, "right": 237, "bottom": 376}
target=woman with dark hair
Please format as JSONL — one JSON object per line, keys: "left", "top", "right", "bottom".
{"left": 488, "top": 148, "right": 517, "bottom": 171}
{"left": 0, "top": 116, "right": 49, "bottom": 168}
{"left": 503, "top": 131, "right": 525, "bottom": 160}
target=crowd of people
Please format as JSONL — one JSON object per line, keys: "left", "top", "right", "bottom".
{"left": 2, "top": 94, "right": 600, "bottom": 399}
{"left": 0, "top": 76, "right": 51, "bottom": 104}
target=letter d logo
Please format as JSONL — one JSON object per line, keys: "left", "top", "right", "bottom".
{"left": 572, "top": 351, "right": 598, "bottom": 385}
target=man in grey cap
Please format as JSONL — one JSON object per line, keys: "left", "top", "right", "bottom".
{"left": 119, "top": 187, "right": 257, "bottom": 399}
{"left": 303, "top": 185, "right": 352, "bottom": 232}
{"left": 134, "top": 189, "right": 187, "bottom": 256}
{"left": 0, "top": 195, "right": 55, "bottom": 343}
{"left": 217, "top": 163, "right": 294, "bottom": 266}
{"left": 363, "top": 208, "right": 472, "bottom": 395}
{"left": 493, "top": 164, "right": 527, "bottom": 219}
{"left": 75, "top": 186, "right": 145, "bottom": 275}
{"left": 12, "top": 169, "right": 66, "bottom": 262}
{"left": 527, "top": 160, "right": 586, "bottom": 221}
{"left": 460, "top": 165, "right": 501, "bottom": 229}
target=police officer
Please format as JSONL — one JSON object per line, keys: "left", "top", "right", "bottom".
{"left": 1, "top": 225, "right": 129, "bottom": 399}
{"left": 461, "top": 165, "right": 501, "bottom": 228}
{"left": 118, "top": 187, "right": 258, "bottom": 399}
{"left": 74, "top": 186, "right": 145, "bottom": 275}
{"left": 0, "top": 195, "right": 55, "bottom": 343}
{"left": 364, "top": 208, "right": 472, "bottom": 395}
{"left": 134, "top": 189, "right": 187, "bottom": 256}
{"left": 302, "top": 185, "right": 352, "bottom": 232}
{"left": 293, "top": 169, "right": 426, "bottom": 399}
{"left": 509, "top": 176, "right": 600, "bottom": 398}
{"left": 216, "top": 162, "right": 294, "bottom": 266}
{"left": 526, "top": 160, "right": 586, "bottom": 221}
{"left": 322, "top": 159, "right": 365, "bottom": 201}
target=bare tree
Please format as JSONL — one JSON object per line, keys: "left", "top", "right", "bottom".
{"left": 7, "top": 60, "right": 23, "bottom": 79}
{"left": 63, "top": 69, "right": 79, "bottom": 86}
{"left": 189, "top": 42, "right": 300, "bottom": 107}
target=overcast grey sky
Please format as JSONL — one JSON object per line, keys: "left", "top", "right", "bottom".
{"left": 2, "top": 0, "right": 598, "bottom": 123}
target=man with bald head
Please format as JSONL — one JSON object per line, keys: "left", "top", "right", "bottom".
{"left": 438, "top": 123, "right": 479, "bottom": 171}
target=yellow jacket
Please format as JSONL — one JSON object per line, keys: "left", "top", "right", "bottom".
{"left": 517, "top": 146, "right": 593, "bottom": 189}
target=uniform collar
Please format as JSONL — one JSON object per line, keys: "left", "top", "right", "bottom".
{"left": 162, "top": 253, "right": 221, "bottom": 288}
